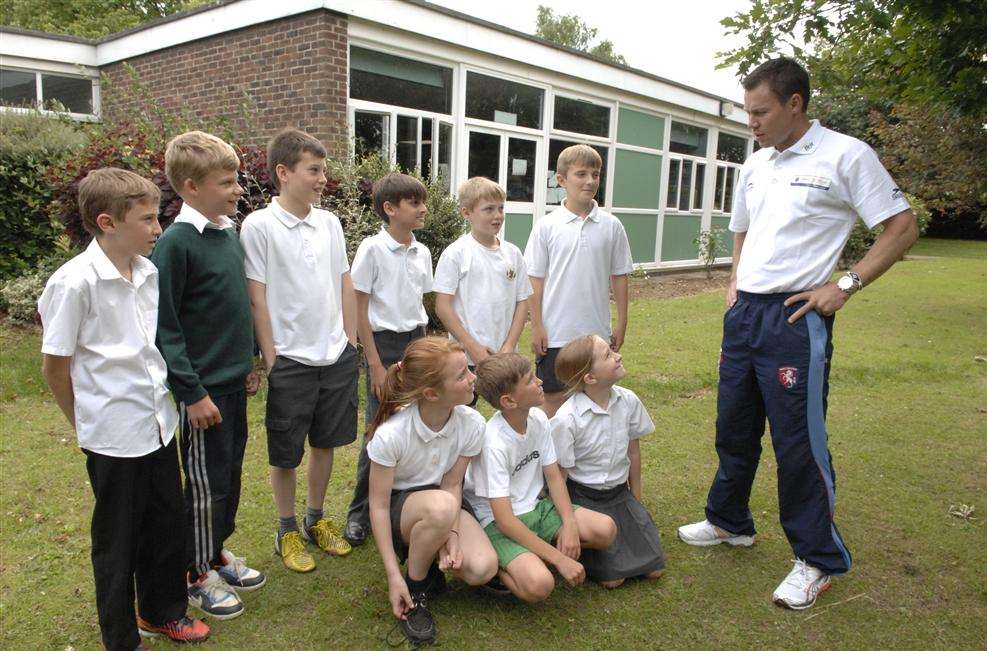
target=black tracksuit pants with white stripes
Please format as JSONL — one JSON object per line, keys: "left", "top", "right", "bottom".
{"left": 180, "top": 389, "right": 248, "bottom": 577}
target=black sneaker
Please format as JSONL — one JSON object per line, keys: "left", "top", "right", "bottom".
{"left": 343, "top": 519, "right": 368, "bottom": 546}
{"left": 400, "top": 592, "right": 436, "bottom": 646}
{"left": 424, "top": 562, "right": 448, "bottom": 597}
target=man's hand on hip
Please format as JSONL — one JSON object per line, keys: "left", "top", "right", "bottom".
{"left": 784, "top": 282, "right": 849, "bottom": 323}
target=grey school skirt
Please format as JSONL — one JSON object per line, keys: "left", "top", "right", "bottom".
{"left": 567, "top": 478, "right": 666, "bottom": 582}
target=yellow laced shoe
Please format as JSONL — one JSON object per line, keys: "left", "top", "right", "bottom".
{"left": 302, "top": 518, "right": 353, "bottom": 557}
{"left": 275, "top": 531, "right": 316, "bottom": 573}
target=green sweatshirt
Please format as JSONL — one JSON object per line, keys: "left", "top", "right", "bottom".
{"left": 151, "top": 222, "right": 254, "bottom": 405}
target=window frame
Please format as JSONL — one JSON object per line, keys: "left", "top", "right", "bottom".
{"left": 0, "top": 64, "right": 99, "bottom": 120}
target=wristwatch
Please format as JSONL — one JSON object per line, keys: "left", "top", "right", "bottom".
{"left": 837, "top": 271, "right": 862, "bottom": 295}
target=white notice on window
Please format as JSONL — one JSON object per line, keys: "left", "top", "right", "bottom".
{"left": 511, "top": 158, "right": 527, "bottom": 176}
{"left": 494, "top": 110, "right": 518, "bottom": 126}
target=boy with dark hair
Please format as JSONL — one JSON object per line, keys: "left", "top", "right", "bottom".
{"left": 153, "top": 130, "right": 263, "bottom": 621}
{"left": 241, "top": 128, "right": 358, "bottom": 571}
{"left": 524, "top": 144, "right": 634, "bottom": 418}
{"left": 39, "top": 167, "right": 210, "bottom": 649}
{"left": 342, "top": 172, "right": 433, "bottom": 545}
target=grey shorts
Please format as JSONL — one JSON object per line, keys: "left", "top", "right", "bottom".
{"left": 266, "top": 344, "right": 358, "bottom": 468}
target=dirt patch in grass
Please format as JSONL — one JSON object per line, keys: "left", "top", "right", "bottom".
{"left": 630, "top": 269, "right": 731, "bottom": 301}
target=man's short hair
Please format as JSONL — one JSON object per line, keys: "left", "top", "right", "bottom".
{"left": 458, "top": 176, "right": 506, "bottom": 212}
{"left": 79, "top": 167, "right": 160, "bottom": 237}
{"left": 164, "top": 130, "right": 240, "bottom": 194}
{"left": 372, "top": 173, "right": 427, "bottom": 222}
{"left": 475, "top": 352, "right": 532, "bottom": 409}
{"left": 266, "top": 128, "right": 327, "bottom": 190}
{"left": 742, "top": 57, "right": 811, "bottom": 112}
{"left": 557, "top": 144, "right": 602, "bottom": 177}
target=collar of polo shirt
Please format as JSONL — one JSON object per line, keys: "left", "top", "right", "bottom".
{"left": 561, "top": 199, "right": 601, "bottom": 223}
{"left": 772, "top": 119, "right": 826, "bottom": 159}
{"left": 572, "top": 388, "right": 623, "bottom": 415}
{"left": 86, "top": 238, "right": 156, "bottom": 286}
{"left": 271, "top": 196, "right": 315, "bottom": 229}
{"left": 380, "top": 226, "right": 419, "bottom": 252}
{"left": 174, "top": 202, "right": 234, "bottom": 233}
{"left": 410, "top": 402, "right": 450, "bottom": 443}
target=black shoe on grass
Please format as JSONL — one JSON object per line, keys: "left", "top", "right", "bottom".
{"left": 400, "top": 592, "right": 436, "bottom": 646}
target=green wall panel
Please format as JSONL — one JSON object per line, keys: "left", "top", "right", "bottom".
{"left": 612, "top": 150, "right": 661, "bottom": 209}
{"left": 661, "top": 214, "right": 702, "bottom": 262}
{"left": 504, "top": 213, "right": 532, "bottom": 251}
{"left": 617, "top": 108, "right": 664, "bottom": 149}
{"left": 712, "top": 216, "right": 734, "bottom": 257}
{"left": 614, "top": 213, "right": 658, "bottom": 264}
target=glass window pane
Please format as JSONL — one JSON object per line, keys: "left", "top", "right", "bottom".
{"left": 717, "top": 132, "right": 747, "bottom": 163}
{"left": 507, "top": 138, "right": 537, "bottom": 202}
{"left": 437, "top": 122, "right": 452, "bottom": 191}
{"left": 546, "top": 139, "right": 607, "bottom": 206}
{"left": 1, "top": 68, "right": 37, "bottom": 108}
{"left": 553, "top": 96, "right": 609, "bottom": 137}
{"left": 420, "top": 119, "right": 433, "bottom": 180}
{"left": 724, "top": 167, "right": 736, "bottom": 214}
{"left": 354, "top": 111, "right": 388, "bottom": 160}
{"left": 396, "top": 115, "right": 418, "bottom": 172}
{"left": 666, "top": 159, "right": 680, "bottom": 209}
{"left": 678, "top": 161, "right": 692, "bottom": 211}
{"left": 715, "top": 166, "right": 726, "bottom": 211}
{"left": 350, "top": 47, "right": 452, "bottom": 114}
{"left": 465, "top": 72, "right": 543, "bottom": 129}
{"left": 41, "top": 74, "right": 92, "bottom": 113}
{"left": 669, "top": 121, "right": 708, "bottom": 156}
{"left": 693, "top": 163, "right": 706, "bottom": 210}
{"left": 468, "top": 131, "right": 501, "bottom": 181}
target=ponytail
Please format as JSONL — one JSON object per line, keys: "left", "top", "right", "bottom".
{"left": 366, "top": 336, "right": 466, "bottom": 437}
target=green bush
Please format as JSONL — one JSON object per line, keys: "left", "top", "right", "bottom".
{"left": 0, "top": 235, "right": 78, "bottom": 323}
{"left": 840, "top": 193, "right": 931, "bottom": 267}
{"left": 0, "top": 111, "right": 88, "bottom": 281}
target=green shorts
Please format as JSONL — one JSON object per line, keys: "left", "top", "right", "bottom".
{"left": 484, "top": 498, "right": 577, "bottom": 568}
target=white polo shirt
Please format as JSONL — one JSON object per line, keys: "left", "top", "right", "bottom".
{"left": 240, "top": 198, "right": 350, "bottom": 366}
{"left": 433, "top": 233, "right": 533, "bottom": 362}
{"left": 465, "top": 409, "right": 557, "bottom": 528}
{"left": 172, "top": 203, "right": 235, "bottom": 232}
{"left": 350, "top": 228, "right": 432, "bottom": 333}
{"left": 367, "top": 402, "right": 486, "bottom": 491}
{"left": 551, "top": 385, "right": 654, "bottom": 489}
{"left": 37, "top": 239, "right": 178, "bottom": 457}
{"left": 524, "top": 202, "right": 634, "bottom": 348}
{"left": 730, "top": 120, "right": 910, "bottom": 293}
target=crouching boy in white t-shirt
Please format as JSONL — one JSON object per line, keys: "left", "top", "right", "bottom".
{"left": 434, "top": 177, "right": 532, "bottom": 375}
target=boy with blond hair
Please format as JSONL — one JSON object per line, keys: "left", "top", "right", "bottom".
{"left": 524, "top": 145, "right": 633, "bottom": 417}
{"left": 241, "top": 128, "right": 358, "bottom": 572}
{"left": 434, "top": 177, "right": 532, "bottom": 369}
{"left": 39, "top": 168, "right": 210, "bottom": 649}
{"left": 152, "top": 131, "right": 262, "bottom": 621}
{"left": 342, "top": 172, "right": 433, "bottom": 545}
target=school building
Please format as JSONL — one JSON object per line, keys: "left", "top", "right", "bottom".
{"left": 0, "top": 0, "right": 752, "bottom": 269}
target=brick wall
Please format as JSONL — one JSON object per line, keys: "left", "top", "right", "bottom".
{"left": 100, "top": 10, "right": 348, "bottom": 152}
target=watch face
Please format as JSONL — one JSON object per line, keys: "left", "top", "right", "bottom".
{"left": 837, "top": 276, "right": 853, "bottom": 291}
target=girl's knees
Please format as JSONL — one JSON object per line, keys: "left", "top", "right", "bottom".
{"left": 583, "top": 513, "right": 617, "bottom": 549}
{"left": 458, "top": 550, "right": 498, "bottom": 586}
{"left": 601, "top": 515, "right": 617, "bottom": 547}
{"left": 422, "top": 491, "right": 459, "bottom": 528}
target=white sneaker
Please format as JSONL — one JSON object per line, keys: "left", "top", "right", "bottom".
{"left": 677, "top": 519, "right": 755, "bottom": 547}
{"left": 216, "top": 548, "right": 267, "bottom": 591}
{"left": 772, "top": 559, "right": 832, "bottom": 610}
{"left": 187, "top": 569, "right": 244, "bottom": 620}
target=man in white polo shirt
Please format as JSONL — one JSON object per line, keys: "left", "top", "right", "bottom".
{"left": 677, "top": 58, "right": 919, "bottom": 610}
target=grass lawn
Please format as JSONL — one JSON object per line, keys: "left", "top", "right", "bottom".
{"left": 2, "top": 238, "right": 985, "bottom": 650}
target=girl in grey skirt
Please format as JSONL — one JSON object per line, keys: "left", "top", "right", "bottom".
{"left": 550, "top": 335, "right": 666, "bottom": 588}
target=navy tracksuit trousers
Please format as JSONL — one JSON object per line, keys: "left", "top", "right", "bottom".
{"left": 705, "top": 290, "right": 852, "bottom": 575}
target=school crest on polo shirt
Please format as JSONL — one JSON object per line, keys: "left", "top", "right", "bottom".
{"left": 777, "top": 367, "right": 798, "bottom": 389}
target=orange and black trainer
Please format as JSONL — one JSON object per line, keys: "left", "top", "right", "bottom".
{"left": 137, "top": 615, "right": 210, "bottom": 644}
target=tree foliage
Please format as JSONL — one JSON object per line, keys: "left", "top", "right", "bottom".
{"left": 535, "top": 5, "right": 627, "bottom": 65}
{"left": 718, "top": 0, "right": 987, "bottom": 116}
{"left": 0, "top": 0, "right": 210, "bottom": 39}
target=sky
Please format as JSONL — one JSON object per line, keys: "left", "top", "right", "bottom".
{"left": 426, "top": 0, "right": 754, "bottom": 102}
